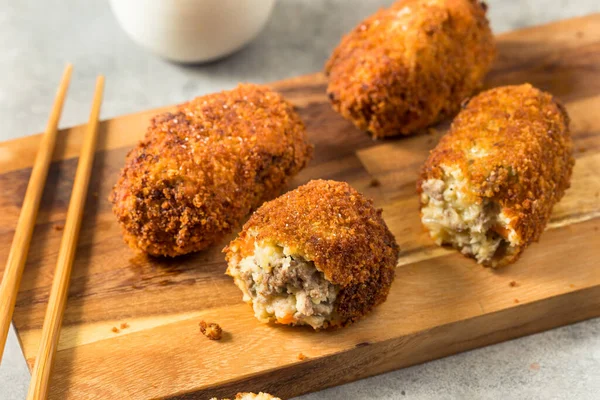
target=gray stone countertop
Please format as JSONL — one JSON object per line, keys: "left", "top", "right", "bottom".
{"left": 1, "top": 0, "right": 599, "bottom": 399}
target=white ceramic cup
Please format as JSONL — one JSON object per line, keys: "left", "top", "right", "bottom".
{"left": 109, "top": 0, "right": 277, "bottom": 63}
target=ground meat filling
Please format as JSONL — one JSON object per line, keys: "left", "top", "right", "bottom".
{"left": 231, "top": 243, "right": 338, "bottom": 329}
{"left": 420, "top": 166, "right": 515, "bottom": 265}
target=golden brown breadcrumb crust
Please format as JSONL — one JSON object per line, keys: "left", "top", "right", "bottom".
{"left": 418, "top": 83, "right": 574, "bottom": 266}
{"left": 325, "top": 0, "right": 495, "bottom": 138}
{"left": 225, "top": 180, "right": 399, "bottom": 327}
{"left": 199, "top": 321, "right": 223, "bottom": 340}
{"left": 110, "top": 84, "right": 313, "bottom": 257}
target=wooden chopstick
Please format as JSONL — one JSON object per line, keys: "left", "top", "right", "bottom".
{"left": 0, "top": 64, "right": 73, "bottom": 359}
{"left": 27, "top": 75, "right": 104, "bottom": 400}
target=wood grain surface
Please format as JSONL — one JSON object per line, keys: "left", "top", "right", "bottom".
{"left": 0, "top": 14, "right": 599, "bottom": 400}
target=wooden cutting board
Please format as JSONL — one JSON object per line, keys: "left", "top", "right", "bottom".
{"left": 1, "top": 14, "right": 600, "bottom": 400}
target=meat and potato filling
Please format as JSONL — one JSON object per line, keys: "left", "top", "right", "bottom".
{"left": 420, "top": 166, "right": 516, "bottom": 265}
{"left": 228, "top": 242, "right": 338, "bottom": 329}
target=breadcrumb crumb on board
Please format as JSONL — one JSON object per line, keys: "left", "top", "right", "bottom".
{"left": 200, "top": 321, "right": 223, "bottom": 340}
{"left": 369, "top": 178, "right": 381, "bottom": 188}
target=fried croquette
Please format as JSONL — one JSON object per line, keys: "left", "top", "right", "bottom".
{"left": 110, "top": 84, "right": 313, "bottom": 257}
{"left": 211, "top": 393, "right": 281, "bottom": 400}
{"left": 224, "top": 180, "right": 399, "bottom": 329}
{"left": 325, "top": 0, "right": 496, "bottom": 138}
{"left": 418, "top": 84, "right": 574, "bottom": 267}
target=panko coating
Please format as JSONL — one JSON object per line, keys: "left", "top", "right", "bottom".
{"left": 199, "top": 321, "right": 223, "bottom": 340}
{"left": 110, "top": 84, "right": 313, "bottom": 257}
{"left": 418, "top": 84, "right": 574, "bottom": 267}
{"left": 224, "top": 180, "right": 399, "bottom": 329}
{"left": 325, "top": 0, "right": 496, "bottom": 138}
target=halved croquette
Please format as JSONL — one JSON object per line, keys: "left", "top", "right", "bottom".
{"left": 418, "top": 84, "right": 574, "bottom": 267}
{"left": 224, "top": 180, "right": 399, "bottom": 329}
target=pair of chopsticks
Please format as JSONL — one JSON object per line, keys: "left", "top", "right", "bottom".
{"left": 0, "top": 64, "right": 104, "bottom": 400}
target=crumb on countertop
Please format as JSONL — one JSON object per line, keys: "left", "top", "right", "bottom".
{"left": 211, "top": 392, "right": 281, "bottom": 400}
{"left": 569, "top": 284, "right": 576, "bottom": 288}
{"left": 530, "top": 362, "right": 540, "bottom": 370}
{"left": 199, "top": 321, "right": 223, "bottom": 340}
{"left": 369, "top": 178, "right": 381, "bottom": 188}
{"left": 53, "top": 224, "right": 64, "bottom": 231}
{"left": 509, "top": 281, "right": 518, "bottom": 287}
{"left": 297, "top": 353, "right": 307, "bottom": 361}
{"left": 514, "top": 299, "right": 519, "bottom": 304}
{"left": 111, "top": 327, "right": 120, "bottom": 333}
{"left": 120, "top": 322, "right": 129, "bottom": 329}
